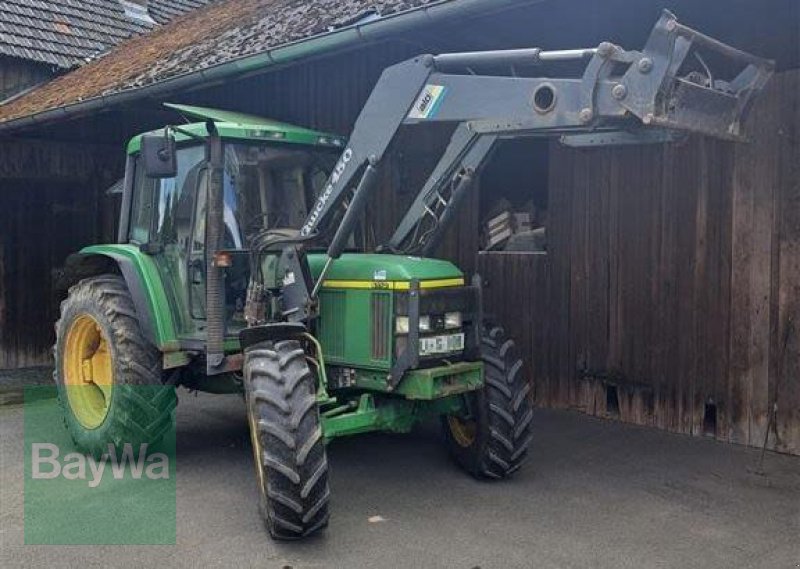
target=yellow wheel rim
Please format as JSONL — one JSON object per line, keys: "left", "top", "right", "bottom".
{"left": 447, "top": 415, "right": 477, "bottom": 448}
{"left": 63, "top": 314, "right": 113, "bottom": 429}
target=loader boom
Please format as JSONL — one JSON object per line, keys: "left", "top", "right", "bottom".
{"left": 299, "top": 10, "right": 772, "bottom": 274}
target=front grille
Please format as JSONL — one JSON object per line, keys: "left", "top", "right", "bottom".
{"left": 318, "top": 290, "right": 346, "bottom": 359}
{"left": 371, "top": 292, "right": 391, "bottom": 361}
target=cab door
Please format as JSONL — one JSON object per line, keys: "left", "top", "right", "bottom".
{"left": 127, "top": 145, "right": 206, "bottom": 336}
{"left": 187, "top": 156, "right": 251, "bottom": 334}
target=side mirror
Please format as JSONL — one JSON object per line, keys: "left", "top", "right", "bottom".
{"left": 141, "top": 132, "right": 177, "bottom": 178}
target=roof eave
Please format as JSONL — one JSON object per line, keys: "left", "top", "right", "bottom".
{"left": 0, "top": 0, "right": 532, "bottom": 135}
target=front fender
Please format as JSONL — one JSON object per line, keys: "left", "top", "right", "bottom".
{"left": 239, "top": 322, "right": 307, "bottom": 351}
{"left": 65, "top": 245, "right": 179, "bottom": 352}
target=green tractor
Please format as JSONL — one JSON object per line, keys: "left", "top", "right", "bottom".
{"left": 54, "top": 12, "right": 771, "bottom": 539}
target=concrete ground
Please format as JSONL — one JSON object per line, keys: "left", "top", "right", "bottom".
{"left": 0, "top": 367, "right": 52, "bottom": 405}
{"left": 1, "top": 391, "right": 798, "bottom": 569}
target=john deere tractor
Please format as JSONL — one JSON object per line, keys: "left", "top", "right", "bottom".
{"left": 54, "top": 12, "right": 771, "bottom": 539}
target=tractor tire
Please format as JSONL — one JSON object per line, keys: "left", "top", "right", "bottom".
{"left": 443, "top": 323, "right": 533, "bottom": 479}
{"left": 243, "top": 339, "right": 330, "bottom": 540}
{"left": 54, "top": 274, "right": 176, "bottom": 458}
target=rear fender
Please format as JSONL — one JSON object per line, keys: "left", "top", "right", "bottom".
{"left": 62, "top": 244, "right": 179, "bottom": 352}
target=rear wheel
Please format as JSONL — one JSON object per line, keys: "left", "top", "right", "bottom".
{"left": 54, "top": 274, "right": 176, "bottom": 458}
{"left": 243, "top": 339, "right": 330, "bottom": 540}
{"left": 443, "top": 323, "right": 533, "bottom": 478}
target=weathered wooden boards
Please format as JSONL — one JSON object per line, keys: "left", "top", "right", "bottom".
{"left": 0, "top": 138, "right": 121, "bottom": 181}
{"left": 0, "top": 142, "right": 120, "bottom": 368}
{"left": 772, "top": 70, "right": 800, "bottom": 454}
{"left": 479, "top": 70, "right": 799, "bottom": 455}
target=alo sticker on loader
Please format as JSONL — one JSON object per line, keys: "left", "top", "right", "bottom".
{"left": 408, "top": 84, "right": 447, "bottom": 119}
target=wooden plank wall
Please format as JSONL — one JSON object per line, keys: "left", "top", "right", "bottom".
{"left": 0, "top": 140, "right": 121, "bottom": 369}
{"left": 0, "top": 56, "right": 51, "bottom": 101}
{"left": 477, "top": 70, "right": 799, "bottom": 455}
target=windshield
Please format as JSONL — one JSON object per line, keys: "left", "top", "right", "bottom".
{"left": 221, "top": 143, "right": 337, "bottom": 248}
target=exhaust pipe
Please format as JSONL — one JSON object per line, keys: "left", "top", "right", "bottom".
{"left": 206, "top": 132, "right": 225, "bottom": 371}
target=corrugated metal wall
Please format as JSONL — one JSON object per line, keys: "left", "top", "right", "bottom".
{"left": 478, "top": 71, "right": 800, "bottom": 454}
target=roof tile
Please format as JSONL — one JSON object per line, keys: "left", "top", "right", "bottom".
{"left": 0, "top": 0, "right": 210, "bottom": 68}
{"left": 0, "top": 0, "right": 432, "bottom": 124}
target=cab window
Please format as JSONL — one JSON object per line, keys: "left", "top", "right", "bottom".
{"left": 128, "top": 157, "right": 156, "bottom": 244}
{"left": 128, "top": 145, "right": 205, "bottom": 246}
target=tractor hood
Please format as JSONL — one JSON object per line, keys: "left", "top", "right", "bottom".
{"left": 307, "top": 254, "right": 464, "bottom": 289}
{"left": 126, "top": 103, "right": 346, "bottom": 154}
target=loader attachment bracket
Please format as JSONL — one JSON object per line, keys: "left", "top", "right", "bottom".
{"left": 618, "top": 10, "right": 774, "bottom": 139}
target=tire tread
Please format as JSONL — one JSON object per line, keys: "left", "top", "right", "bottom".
{"left": 443, "top": 322, "right": 533, "bottom": 479}
{"left": 244, "top": 339, "right": 329, "bottom": 540}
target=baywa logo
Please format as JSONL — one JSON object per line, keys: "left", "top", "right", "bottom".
{"left": 31, "top": 443, "right": 170, "bottom": 488}
{"left": 24, "top": 386, "right": 177, "bottom": 545}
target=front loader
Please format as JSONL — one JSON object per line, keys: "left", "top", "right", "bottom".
{"left": 54, "top": 11, "right": 772, "bottom": 539}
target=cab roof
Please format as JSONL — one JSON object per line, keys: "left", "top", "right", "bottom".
{"left": 126, "top": 103, "right": 346, "bottom": 155}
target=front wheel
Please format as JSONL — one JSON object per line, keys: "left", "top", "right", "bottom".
{"left": 243, "top": 339, "right": 330, "bottom": 540}
{"left": 443, "top": 323, "right": 533, "bottom": 478}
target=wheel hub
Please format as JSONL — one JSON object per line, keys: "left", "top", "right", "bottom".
{"left": 64, "top": 314, "right": 113, "bottom": 429}
{"left": 447, "top": 415, "right": 477, "bottom": 447}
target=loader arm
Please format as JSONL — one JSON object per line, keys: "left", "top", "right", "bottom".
{"left": 296, "top": 9, "right": 772, "bottom": 292}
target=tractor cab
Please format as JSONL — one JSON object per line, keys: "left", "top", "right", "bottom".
{"left": 122, "top": 104, "right": 345, "bottom": 341}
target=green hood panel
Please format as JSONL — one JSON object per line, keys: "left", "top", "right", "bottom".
{"left": 307, "top": 253, "right": 463, "bottom": 283}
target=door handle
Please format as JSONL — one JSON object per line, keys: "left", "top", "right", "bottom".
{"left": 190, "top": 259, "right": 204, "bottom": 284}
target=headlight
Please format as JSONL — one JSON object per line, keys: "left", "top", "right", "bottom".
{"left": 444, "top": 311, "right": 462, "bottom": 329}
{"left": 396, "top": 315, "right": 435, "bottom": 333}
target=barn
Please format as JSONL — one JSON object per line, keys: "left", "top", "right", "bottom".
{"left": 0, "top": 0, "right": 797, "bottom": 456}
